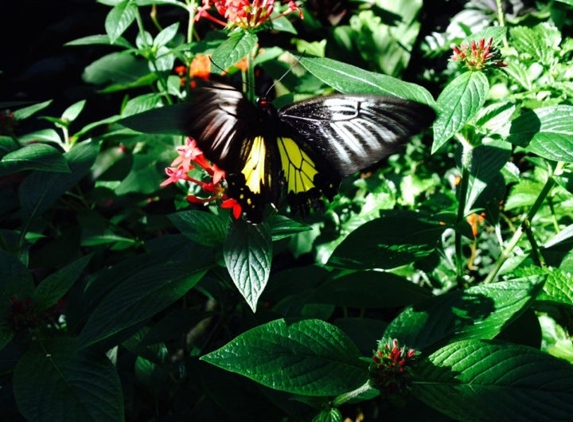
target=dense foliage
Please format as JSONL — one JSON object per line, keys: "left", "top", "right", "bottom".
{"left": 2, "top": 1, "right": 573, "bottom": 421}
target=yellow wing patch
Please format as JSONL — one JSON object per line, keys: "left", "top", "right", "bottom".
{"left": 241, "top": 136, "right": 266, "bottom": 194}
{"left": 277, "top": 137, "right": 318, "bottom": 194}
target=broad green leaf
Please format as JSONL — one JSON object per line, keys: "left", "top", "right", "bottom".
{"left": 0, "top": 144, "right": 69, "bottom": 176}
{"left": 307, "top": 271, "right": 432, "bottom": 309}
{"left": 384, "top": 277, "right": 544, "bottom": 350}
{"left": 0, "top": 250, "right": 35, "bottom": 315}
{"left": 537, "top": 267, "right": 573, "bottom": 308}
{"left": 544, "top": 224, "right": 573, "bottom": 249}
{"left": 61, "top": 100, "right": 86, "bottom": 123}
{"left": 314, "top": 408, "right": 343, "bottom": 422}
{"left": 19, "top": 140, "right": 99, "bottom": 224}
{"left": 211, "top": 31, "right": 258, "bottom": 71}
{"left": 12, "top": 100, "right": 53, "bottom": 121}
{"left": 201, "top": 319, "right": 368, "bottom": 396}
{"left": 461, "top": 26, "right": 507, "bottom": 47}
{"left": 224, "top": 220, "right": 272, "bottom": 312}
{"left": 105, "top": 0, "right": 137, "bottom": 44}
{"left": 0, "top": 324, "right": 14, "bottom": 351}
{"left": 119, "top": 102, "right": 191, "bottom": 135}
{"left": 298, "top": 56, "right": 435, "bottom": 105}
{"left": 153, "top": 22, "right": 179, "bottom": 48}
{"left": 433, "top": 71, "right": 489, "bottom": 153}
{"left": 504, "top": 179, "right": 544, "bottom": 210}
{"left": 121, "top": 93, "right": 162, "bottom": 118}
{"left": 33, "top": 254, "right": 94, "bottom": 312}
{"left": 465, "top": 140, "right": 511, "bottom": 214}
{"left": 78, "top": 245, "right": 212, "bottom": 348}
{"left": 169, "top": 210, "right": 228, "bottom": 247}
{"left": 328, "top": 210, "right": 447, "bottom": 270}
{"left": 268, "top": 214, "right": 311, "bottom": 241}
{"left": 65, "top": 34, "right": 133, "bottom": 48}
{"left": 14, "top": 337, "right": 124, "bottom": 422}
{"left": 18, "top": 128, "right": 62, "bottom": 145}
{"left": 510, "top": 24, "right": 558, "bottom": 67}
{"left": 82, "top": 52, "right": 149, "bottom": 86}
{"left": 507, "top": 105, "right": 573, "bottom": 162}
{"left": 413, "top": 339, "right": 573, "bottom": 422}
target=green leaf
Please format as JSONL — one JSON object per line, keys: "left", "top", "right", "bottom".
{"left": 0, "top": 144, "right": 69, "bottom": 176}
{"left": 328, "top": 210, "right": 447, "bottom": 270}
{"left": 201, "top": 319, "right": 368, "bottom": 396}
{"left": 461, "top": 26, "right": 507, "bottom": 47}
{"left": 211, "top": 31, "right": 258, "bottom": 71}
{"left": 78, "top": 256, "right": 210, "bottom": 348}
{"left": 19, "top": 140, "right": 99, "bottom": 224}
{"left": 105, "top": 0, "right": 137, "bottom": 44}
{"left": 0, "top": 250, "right": 35, "bottom": 314}
{"left": 13, "top": 337, "right": 124, "bottom": 422}
{"left": 82, "top": 52, "right": 149, "bottom": 86}
{"left": 384, "top": 277, "right": 544, "bottom": 350}
{"left": 18, "top": 128, "right": 62, "bottom": 145}
{"left": 307, "top": 271, "right": 432, "bottom": 309}
{"left": 12, "top": 100, "right": 53, "bottom": 121}
{"left": 65, "top": 34, "right": 133, "bottom": 48}
{"left": 268, "top": 214, "right": 311, "bottom": 241}
{"left": 61, "top": 100, "right": 86, "bottom": 123}
{"left": 298, "top": 56, "right": 435, "bottom": 105}
{"left": 413, "top": 339, "right": 573, "bottom": 422}
{"left": 153, "top": 22, "right": 179, "bottom": 48}
{"left": 169, "top": 210, "right": 228, "bottom": 247}
{"left": 33, "top": 254, "right": 93, "bottom": 312}
{"left": 465, "top": 140, "right": 511, "bottom": 213}
{"left": 224, "top": 220, "right": 272, "bottom": 312}
{"left": 507, "top": 105, "right": 573, "bottom": 162}
{"left": 433, "top": 71, "right": 489, "bottom": 153}
{"left": 537, "top": 267, "right": 573, "bottom": 308}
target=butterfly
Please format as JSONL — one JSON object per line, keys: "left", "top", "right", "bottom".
{"left": 184, "top": 81, "right": 436, "bottom": 222}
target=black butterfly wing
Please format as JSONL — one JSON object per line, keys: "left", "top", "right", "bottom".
{"left": 184, "top": 82, "right": 283, "bottom": 221}
{"left": 184, "top": 82, "right": 258, "bottom": 173}
{"left": 277, "top": 95, "right": 436, "bottom": 177}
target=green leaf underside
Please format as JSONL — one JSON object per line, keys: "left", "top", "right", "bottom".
{"left": 413, "top": 339, "right": 573, "bottom": 422}
{"left": 298, "top": 56, "right": 435, "bottom": 105}
{"left": 201, "top": 319, "right": 367, "bottom": 396}
{"left": 224, "top": 220, "right": 272, "bottom": 312}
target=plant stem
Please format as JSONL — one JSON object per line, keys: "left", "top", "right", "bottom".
{"left": 245, "top": 44, "right": 256, "bottom": 103}
{"left": 455, "top": 135, "right": 472, "bottom": 285}
{"left": 484, "top": 164, "right": 561, "bottom": 284}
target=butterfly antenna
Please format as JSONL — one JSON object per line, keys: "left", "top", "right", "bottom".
{"left": 263, "top": 51, "right": 306, "bottom": 98}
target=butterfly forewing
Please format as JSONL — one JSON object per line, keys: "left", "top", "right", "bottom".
{"left": 278, "top": 95, "right": 436, "bottom": 176}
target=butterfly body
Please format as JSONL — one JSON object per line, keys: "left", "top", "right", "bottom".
{"left": 185, "top": 82, "right": 435, "bottom": 222}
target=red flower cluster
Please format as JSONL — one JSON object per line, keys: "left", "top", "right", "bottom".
{"left": 451, "top": 38, "right": 507, "bottom": 71}
{"left": 6, "top": 296, "right": 66, "bottom": 331}
{"left": 161, "top": 138, "right": 242, "bottom": 219}
{"left": 370, "top": 339, "right": 417, "bottom": 394}
{"left": 197, "top": 0, "right": 303, "bottom": 30}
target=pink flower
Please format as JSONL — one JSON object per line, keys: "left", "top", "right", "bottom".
{"left": 197, "top": 0, "right": 303, "bottom": 30}
{"left": 161, "top": 137, "right": 243, "bottom": 219}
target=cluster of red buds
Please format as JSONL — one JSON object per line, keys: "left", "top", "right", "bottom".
{"left": 370, "top": 338, "right": 418, "bottom": 394}
{"left": 451, "top": 37, "right": 507, "bottom": 71}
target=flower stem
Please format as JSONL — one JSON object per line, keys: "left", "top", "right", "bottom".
{"left": 484, "top": 162, "right": 563, "bottom": 284}
{"left": 455, "top": 135, "right": 472, "bottom": 285}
